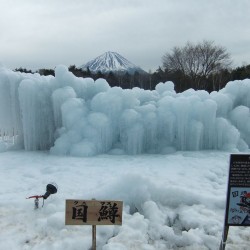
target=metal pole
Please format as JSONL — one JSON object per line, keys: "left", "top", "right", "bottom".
{"left": 34, "top": 197, "right": 39, "bottom": 209}
{"left": 92, "top": 225, "right": 96, "bottom": 250}
{"left": 219, "top": 225, "right": 229, "bottom": 250}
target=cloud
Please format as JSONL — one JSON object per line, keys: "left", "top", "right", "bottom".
{"left": 1, "top": 0, "right": 250, "bottom": 71}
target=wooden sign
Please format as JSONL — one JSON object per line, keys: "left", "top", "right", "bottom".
{"left": 65, "top": 200, "right": 123, "bottom": 226}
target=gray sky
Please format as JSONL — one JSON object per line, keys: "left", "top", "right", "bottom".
{"left": 1, "top": 0, "right": 250, "bottom": 72}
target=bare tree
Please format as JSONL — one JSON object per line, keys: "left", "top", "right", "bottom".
{"left": 162, "top": 40, "right": 232, "bottom": 89}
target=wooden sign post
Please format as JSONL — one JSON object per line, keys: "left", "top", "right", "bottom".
{"left": 65, "top": 199, "right": 123, "bottom": 250}
{"left": 92, "top": 224, "right": 96, "bottom": 250}
{"left": 220, "top": 154, "right": 250, "bottom": 250}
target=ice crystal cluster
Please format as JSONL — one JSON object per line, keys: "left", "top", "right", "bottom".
{"left": 0, "top": 65, "right": 250, "bottom": 156}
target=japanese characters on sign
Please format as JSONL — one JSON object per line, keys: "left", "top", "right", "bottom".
{"left": 225, "top": 154, "right": 250, "bottom": 226}
{"left": 65, "top": 200, "right": 123, "bottom": 225}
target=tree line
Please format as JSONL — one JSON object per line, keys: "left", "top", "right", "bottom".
{"left": 14, "top": 41, "right": 250, "bottom": 93}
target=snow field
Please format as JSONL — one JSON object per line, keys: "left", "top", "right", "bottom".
{"left": 0, "top": 151, "right": 250, "bottom": 249}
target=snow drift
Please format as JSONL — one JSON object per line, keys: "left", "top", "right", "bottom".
{"left": 0, "top": 65, "right": 250, "bottom": 156}
{"left": 0, "top": 150, "right": 239, "bottom": 250}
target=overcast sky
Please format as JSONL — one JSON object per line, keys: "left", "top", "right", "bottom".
{"left": 1, "top": 0, "right": 250, "bottom": 72}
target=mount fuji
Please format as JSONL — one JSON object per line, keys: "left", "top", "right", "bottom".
{"left": 79, "top": 51, "right": 146, "bottom": 75}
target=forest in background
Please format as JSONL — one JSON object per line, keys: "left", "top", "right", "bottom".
{"left": 14, "top": 41, "right": 250, "bottom": 93}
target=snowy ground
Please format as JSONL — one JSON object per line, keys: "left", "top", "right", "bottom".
{"left": 1, "top": 150, "right": 250, "bottom": 250}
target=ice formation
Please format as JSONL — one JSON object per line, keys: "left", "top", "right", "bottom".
{"left": 0, "top": 65, "right": 250, "bottom": 156}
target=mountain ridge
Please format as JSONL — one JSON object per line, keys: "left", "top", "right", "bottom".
{"left": 79, "top": 51, "right": 146, "bottom": 75}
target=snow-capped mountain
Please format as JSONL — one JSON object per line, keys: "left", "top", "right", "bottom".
{"left": 79, "top": 51, "right": 146, "bottom": 75}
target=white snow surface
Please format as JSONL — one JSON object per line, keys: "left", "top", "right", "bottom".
{"left": 1, "top": 65, "right": 250, "bottom": 156}
{"left": 0, "top": 150, "right": 249, "bottom": 250}
{"left": 79, "top": 52, "right": 145, "bottom": 74}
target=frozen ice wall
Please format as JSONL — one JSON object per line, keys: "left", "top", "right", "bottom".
{"left": 0, "top": 64, "right": 250, "bottom": 155}
{"left": 0, "top": 67, "right": 22, "bottom": 137}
